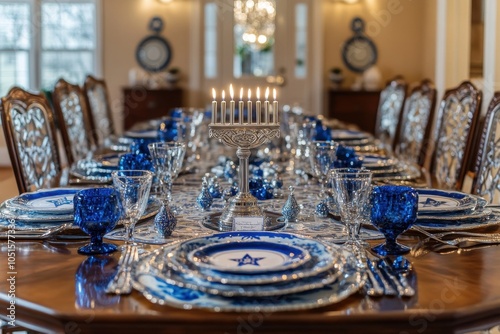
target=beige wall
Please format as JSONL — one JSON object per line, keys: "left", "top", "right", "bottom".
{"left": 323, "top": 0, "right": 431, "bottom": 91}
{"left": 102, "top": 0, "right": 193, "bottom": 133}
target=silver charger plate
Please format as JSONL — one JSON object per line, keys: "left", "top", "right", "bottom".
{"left": 143, "top": 241, "right": 345, "bottom": 297}
{"left": 132, "top": 246, "right": 362, "bottom": 312}
{"left": 201, "top": 211, "right": 286, "bottom": 232}
{"left": 167, "top": 231, "right": 342, "bottom": 285}
{"left": 415, "top": 210, "right": 500, "bottom": 231}
{"left": 417, "top": 208, "right": 492, "bottom": 221}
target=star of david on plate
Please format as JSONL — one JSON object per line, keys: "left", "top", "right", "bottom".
{"left": 421, "top": 198, "right": 447, "bottom": 207}
{"left": 46, "top": 196, "right": 73, "bottom": 208}
{"left": 230, "top": 253, "right": 265, "bottom": 267}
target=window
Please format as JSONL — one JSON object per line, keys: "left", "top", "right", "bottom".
{"left": 0, "top": 0, "right": 100, "bottom": 96}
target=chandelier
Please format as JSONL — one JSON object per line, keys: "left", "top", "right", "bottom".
{"left": 234, "top": 0, "right": 276, "bottom": 50}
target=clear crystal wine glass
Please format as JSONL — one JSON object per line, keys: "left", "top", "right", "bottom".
{"left": 310, "top": 140, "right": 339, "bottom": 198}
{"left": 330, "top": 168, "right": 372, "bottom": 248}
{"left": 148, "top": 142, "right": 186, "bottom": 212}
{"left": 73, "top": 187, "right": 122, "bottom": 255}
{"left": 111, "top": 170, "right": 153, "bottom": 245}
{"left": 370, "top": 185, "right": 418, "bottom": 256}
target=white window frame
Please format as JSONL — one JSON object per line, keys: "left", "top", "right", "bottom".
{"left": 0, "top": 0, "right": 101, "bottom": 91}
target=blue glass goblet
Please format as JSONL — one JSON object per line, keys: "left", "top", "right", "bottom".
{"left": 74, "top": 188, "right": 122, "bottom": 255}
{"left": 370, "top": 185, "right": 419, "bottom": 256}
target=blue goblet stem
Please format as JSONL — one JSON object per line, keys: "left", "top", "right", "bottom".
{"left": 89, "top": 234, "right": 103, "bottom": 249}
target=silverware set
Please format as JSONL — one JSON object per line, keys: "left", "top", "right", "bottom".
{"left": 362, "top": 251, "right": 415, "bottom": 298}
{"left": 106, "top": 244, "right": 139, "bottom": 295}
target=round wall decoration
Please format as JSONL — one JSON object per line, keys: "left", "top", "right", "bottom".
{"left": 341, "top": 17, "right": 378, "bottom": 73}
{"left": 136, "top": 17, "right": 172, "bottom": 72}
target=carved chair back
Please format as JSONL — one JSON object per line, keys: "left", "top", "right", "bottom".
{"left": 83, "top": 75, "right": 115, "bottom": 146}
{"left": 431, "top": 81, "right": 482, "bottom": 190}
{"left": 394, "top": 80, "right": 437, "bottom": 166}
{"left": 0, "top": 87, "right": 62, "bottom": 193}
{"left": 472, "top": 93, "right": 500, "bottom": 202}
{"left": 52, "top": 78, "right": 94, "bottom": 166}
{"left": 375, "top": 77, "right": 407, "bottom": 149}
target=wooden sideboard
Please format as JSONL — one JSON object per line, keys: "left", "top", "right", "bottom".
{"left": 327, "top": 90, "right": 380, "bottom": 135}
{"left": 122, "top": 87, "right": 184, "bottom": 129}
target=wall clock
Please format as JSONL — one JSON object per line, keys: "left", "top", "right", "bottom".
{"left": 341, "top": 17, "right": 378, "bottom": 73}
{"left": 136, "top": 17, "right": 172, "bottom": 72}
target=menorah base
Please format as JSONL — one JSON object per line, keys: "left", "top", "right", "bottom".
{"left": 218, "top": 192, "right": 270, "bottom": 230}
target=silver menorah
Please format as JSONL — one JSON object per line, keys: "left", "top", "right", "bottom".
{"left": 209, "top": 86, "right": 280, "bottom": 230}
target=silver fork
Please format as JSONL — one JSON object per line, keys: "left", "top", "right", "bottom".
{"left": 106, "top": 245, "right": 139, "bottom": 295}
{"left": 412, "top": 225, "right": 500, "bottom": 246}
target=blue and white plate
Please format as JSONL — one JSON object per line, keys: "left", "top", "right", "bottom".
{"left": 168, "top": 231, "right": 342, "bottom": 285}
{"left": 7, "top": 188, "right": 81, "bottom": 215}
{"left": 146, "top": 241, "right": 343, "bottom": 297}
{"left": 124, "top": 129, "right": 158, "bottom": 139}
{"left": 132, "top": 246, "right": 362, "bottom": 312}
{"left": 188, "top": 241, "right": 311, "bottom": 274}
{"left": 416, "top": 189, "right": 477, "bottom": 214}
{"left": 416, "top": 211, "right": 500, "bottom": 231}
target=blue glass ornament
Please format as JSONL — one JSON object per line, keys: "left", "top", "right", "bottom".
{"left": 315, "top": 200, "right": 329, "bottom": 218}
{"left": 197, "top": 177, "right": 213, "bottom": 211}
{"left": 282, "top": 186, "right": 300, "bottom": 222}
{"left": 154, "top": 203, "right": 177, "bottom": 237}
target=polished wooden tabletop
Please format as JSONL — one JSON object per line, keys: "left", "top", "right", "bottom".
{"left": 2, "top": 167, "right": 500, "bottom": 334}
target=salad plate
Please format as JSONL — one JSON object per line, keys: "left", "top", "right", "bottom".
{"left": 167, "top": 231, "right": 342, "bottom": 285}
{"left": 416, "top": 189, "right": 477, "bottom": 214}
{"left": 7, "top": 188, "right": 80, "bottom": 214}
{"left": 188, "top": 241, "right": 311, "bottom": 274}
{"left": 145, "top": 242, "right": 344, "bottom": 297}
{"left": 132, "top": 246, "right": 362, "bottom": 312}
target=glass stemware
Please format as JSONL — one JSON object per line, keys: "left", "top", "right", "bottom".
{"left": 370, "top": 185, "right": 418, "bottom": 256}
{"left": 73, "top": 188, "right": 122, "bottom": 255}
{"left": 310, "top": 140, "right": 339, "bottom": 198}
{"left": 111, "top": 170, "right": 153, "bottom": 245}
{"left": 148, "top": 142, "right": 186, "bottom": 211}
{"left": 329, "top": 168, "right": 372, "bottom": 248}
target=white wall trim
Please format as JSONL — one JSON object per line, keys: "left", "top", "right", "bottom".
{"left": 0, "top": 147, "right": 11, "bottom": 167}
{"left": 482, "top": 0, "right": 497, "bottom": 115}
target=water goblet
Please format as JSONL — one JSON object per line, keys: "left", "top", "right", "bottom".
{"left": 370, "top": 185, "right": 418, "bottom": 256}
{"left": 310, "top": 140, "right": 339, "bottom": 198}
{"left": 148, "top": 142, "right": 186, "bottom": 212}
{"left": 329, "top": 168, "right": 372, "bottom": 248}
{"left": 73, "top": 188, "right": 122, "bottom": 255}
{"left": 111, "top": 170, "right": 153, "bottom": 245}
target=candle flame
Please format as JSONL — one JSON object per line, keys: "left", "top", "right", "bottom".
{"left": 273, "top": 88, "right": 277, "bottom": 100}
{"left": 240, "top": 87, "right": 244, "bottom": 100}
{"left": 222, "top": 90, "right": 225, "bottom": 100}
{"left": 265, "top": 87, "right": 269, "bottom": 100}
{"left": 256, "top": 87, "right": 260, "bottom": 100}
{"left": 229, "top": 84, "right": 234, "bottom": 100}
{"left": 248, "top": 88, "right": 252, "bottom": 99}
{"left": 212, "top": 88, "right": 216, "bottom": 100}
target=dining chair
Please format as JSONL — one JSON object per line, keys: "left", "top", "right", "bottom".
{"left": 0, "top": 87, "right": 63, "bottom": 193}
{"left": 471, "top": 92, "right": 500, "bottom": 203}
{"left": 394, "top": 79, "right": 437, "bottom": 166}
{"left": 430, "top": 81, "right": 482, "bottom": 190}
{"left": 374, "top": 77, "right": 407, "bottom": 151}
{"left": 83, "top": 75, "right": 116, "bottom": 146}
{"left": 52, "top": 78, "right": 95, "bottom": 166}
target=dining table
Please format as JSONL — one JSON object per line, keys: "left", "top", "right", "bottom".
{"left": 2, "top": 124, "right": 500, "bottom": 334}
